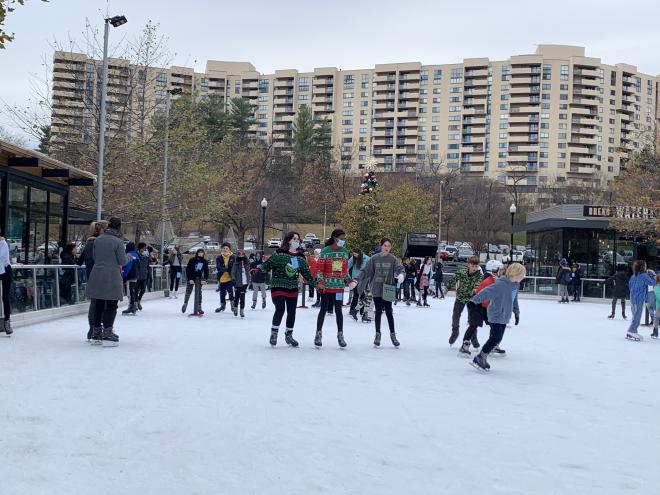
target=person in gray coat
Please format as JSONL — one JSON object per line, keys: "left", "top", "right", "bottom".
{"left": 86, "top": 217, "right": 127, "bottom": 346}
{"left": 230, "top": 248, "right": 251, "bottom": 318}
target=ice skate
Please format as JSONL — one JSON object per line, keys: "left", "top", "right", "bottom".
{"left": 215, "top": 302, "right": 226, "bottom": 313}
{"left": 262, "top": 300, "right": 266, "bottom": 309}
{"left": 349, "top": 309, "right": 358, "bottom": 321}
{"left": 1, "top": 321, "right": 13, "bottom": 336}
{"left": 240, "top": 308, "right": 245, "bottom": 319}
{"left": 471, "top": 335, "right": 480, "bottom": 349}
{"left": 337, "top": 331, "right": 347, "bottom": 348}
{"left": 251, "top": 301, "right": 256, "bottom": 310}
{"left": 137, "top": 302, "right": 143, "bottom": 311}
{"left": 188, "top": 312, "right": 203, "bottom": 317}
{"left": 314, "top": 330, "right": 323, "bottom": 348}
{"left": 492, "top": 346, "right": 506, "bottom": 356}
{"left": 390, "top": 331, "right": 400, "bottom": 347}
{"left": 416, "top": 301, "right": 422, "bottom": 307}
{"left": 122, "top": 304, "right": 137, "bottom": 316}
{"left": 373, "top": 331, "right": 381, "bottom": 347}
{"left": 269, "top": 328, "right": 278, "bottom": 347}
{"left": 448, "top": 329, "right": 459, "bottom": 346}
{"left": 101, "top": 327, "right": 119, "bottom": 347}
{"left": 361, "top": 314, "right": 372, "bottom": 323}
{"left": 232, "top": 303, "right": 238, "bottom": 317}
{"left": 86, "top": 328, "right": 93, "bottom": 342}
{"left": 471, "top": 353, "right": 490, "bottom": 371}
{"left": 90, "top": 327, "right": 103, "bottom": 346}
{"left": 181, "top": 301, "right": 188, "bottom": 313}
{"left": 458, "top": 342, "right": 471, "bottom": 358}
{"left": 626, "top": 332, "right": 643, "bottom": 341}
{"left": 423, "top": 302, "right": 430, "bottom": 308}
{"left": 607, "top": 314, "right": 615, "bottom": 319}
{"left": 285, "top": 330, "right": 299, "bottom": 348}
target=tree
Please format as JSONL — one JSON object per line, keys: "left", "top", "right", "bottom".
{"left": 37, "top": 124, "right": 50, "bottom": 153}
{"left": 0, "top": 124, "right": 28, "bottom": 146}
{"left": 0, "top": 0, "right": 48, "bottom": 49}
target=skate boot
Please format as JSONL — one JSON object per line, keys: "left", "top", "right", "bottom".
{"left": 471, "top": 352, "right": 490, "bottom": 371}
{"left": 607, "top": 314, "right": 615, "bottom": 319}
{"left": 2, "top": 320, "right": 13, "bottom": 336}
{"left": 86, "top": 327, "right": 93, "bottom": 342}
{"left": 373, "top": 331, "right": 381, "bottom": 347}
{"left": 122, "top": 304, "right": 136, "bottom": 316}
{"left": 471, "top": 335, "right": 480, "bottom": 349}
{"left": 314, "top": 330, "right": 323, "bottom": 348}
{"left": 622, "top": 314, "right": 627, "bottom": 320}
{"left": 215, "top": 302, "right": 226, "bottom": 313}
{"left": 182, "top": 300, "right": 188, "bottom": 313}
{"left": 448, "top": 329, "right": 460, "bottom": 346}
{"left": 232, "top": 303, "right": 238, "bottom": 317}
{"left": 337, "top": 331, "right": 347, "bottom": 348}
{"left": 361, "top": 314, "right": 372, "bottom": 323}
{"left": 240, "top": 308, "right": 245, "bottom": 319}
{"left": 416, "top": 300, "right": 422, "bottom": 307}
{"left": 651, "top": 328, "right": 659, "bottom": 339}
{"left": 251, "top": 301, "right": 256, "bottom": 310}
{"left": 137, "top": 302, "right": 143, "bottom": 311}
{"left": 262, "top": 300, "right": 267, "bottom": 309}
{"left": 626, "top": 332, "right": 643, "bottom": 341}
{"left": 173, "top": 291, "right": 178, "bottom": 299}
{"left": 492, "top": 346, "right": 506, "bottom": 356}
{"left": 90, "top": 327, "right": 103, "bottom": 346}
{"left": 406, "top": 300, "right": 411, "bottom": 306}
{"left": 458, "top": 341, "right": 471, "bottom": 358}
{"left": 269, "top": 328, "right": 278, "bottom": 347}
{"left": 390, "top": 331, "right": 400, "bottom": 347}
{"left": 423, "top": 302, "right": 430, "bottom": 308}
{"left": 285, "top": 330, "right": 299, "bottom": 348}
{"left": 349, "top": 309, "right": 358, "bottom": 321}
{"left": 101, "top": 327, "right": 119, "bottom": 347}
{"left": 199, "top": 310, "right": 205, "bottom": 315}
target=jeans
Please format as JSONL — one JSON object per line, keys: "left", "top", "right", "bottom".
{"left": 252, "top": 282, "right": 267, "bottom": 303}
{"left": 482, "top": 323, "right": 507, "bottom": 354}
{"left": 646, "top": 291, "right": 656, "bottom": 321}
{"left": 234, "top": 286, "right": 246, "bottom": 309}
{"left": 92, "top": 299, "right": 118, "bottom": 329}
{"left": 403, "top": 278, "right": 416, "bottom": 301}
{"left": 317, "top": 293, "right": 344, "bottom": 333}
{"left": 373, "top": 296, "right": 394, "bottom": 333}
{"left": 169, "top": 266, "right": 181, "bottom": 292}
{"left": 183, "top": 280, "right": 203, "bottom": 313}
{"left": 272, "top": 296, "right": 297, "bottom": 329}
{"left": 451, "top": 300, "right": 467, "bottom": 332}
{"left": 628, "top": 302, "right": 644, "bottom": 334}
{"left": 219, "top": 280, "right": 235, "bottom": 305}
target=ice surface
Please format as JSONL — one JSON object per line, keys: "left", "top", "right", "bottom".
{"left": 1, "top": 293, "right": 658, "bottom": 494}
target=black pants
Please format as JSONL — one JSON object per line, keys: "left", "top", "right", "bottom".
{"left": 87, "top": 298, "right": 96, "bottom": 329}
{"left": 1, "top": 267, "right": 11, "bottom": 321}
{"left": 317, "top": 293, "right": 343, "bottom": 333}
{"left": 92, "top": 299, "right": 118, "bottom": 329}
{"left": 219, "top": 281, "right": 235, "bottom": 304}
{"left": 482, "top": 323, "right": 506, "bottom": 354}
{"left": 349, "top": 287, "right": 361, "bottom": 312}
{"left": 463, "top": 304, "right": 486, "bottom": 343}
{"left": 234, "top": 286, "right": 246, "bottom": 309}
{"left": 128, "top": 281, "right": 138, "bottom": 305}
{"left": 612, "top": 298, "right": 626, "bottom": 316}
{"left": 169, "top": 266, "right": 181, "bottom": 292}
{"left": 451, "top": 300, "right": 467, "bottom": 332}
{"left": 272, "top": 296, "right": 297, "bottom": 329}
{"left": 403, "top": 278, "right": 416, "bottom": 301}
{"left": 136, "top": 279, "right": 147, "bottom": 301}
{"left": 421, "top": 286, "right": 429, "bottom": 302}
{"left": 374, "top": 296, "right": 395, "bottom": 333}
{"left": 184, "top": 280, "right": 203, "bottom": 313}
{"left": 308, "top": 284, "right": 315, "bottom": 298}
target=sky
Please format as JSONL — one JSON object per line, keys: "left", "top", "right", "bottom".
{"left": 1, "top": 0, "right": 659, "bottom": 143}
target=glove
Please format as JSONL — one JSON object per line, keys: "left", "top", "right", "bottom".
{"left": 317, "top": 280, "right": 326, "bottom": 292}
{"left": 348, "top": 280, "right": 357, "bottom": 290}
{"left": 397, "top": 273, "right": 405, "bottom": 284}
{"left": 515, "top": 314, "right": 520, "bottom": 326}
{"left": 467, "top": 301, "right": 476, "bottom": 310}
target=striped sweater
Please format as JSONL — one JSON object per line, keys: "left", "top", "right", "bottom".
{"left": 316, "top": 245, "right": 352, "bottom": 293}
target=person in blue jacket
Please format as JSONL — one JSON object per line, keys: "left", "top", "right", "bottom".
{"left": 626, "top": 260, "right": 656, "bottom": 341}
{"left": 121, "top": 242, "right": 140, "bottom": 315}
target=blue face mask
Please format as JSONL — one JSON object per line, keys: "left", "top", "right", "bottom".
{"left": 290, "top": 242, "right": 300, "bottom": 250}
{"left": 336, "top": 239, "right": 345, "bottom": 248}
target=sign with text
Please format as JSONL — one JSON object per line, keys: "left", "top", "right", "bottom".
{"left": 583, "top": 205, "right": 658, "bottom": 220}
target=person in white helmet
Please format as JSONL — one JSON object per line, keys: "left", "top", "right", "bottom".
{"left": 458, "top": 259, "right": 503, "bottom": 357}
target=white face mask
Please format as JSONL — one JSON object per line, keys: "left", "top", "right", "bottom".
{"left": 290, "top": 241, "right": 300, "bottom": 250}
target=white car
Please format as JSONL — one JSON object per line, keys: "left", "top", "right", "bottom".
{"left": 268, "top": 238, "right": 282, "bottom": 248}
{"left": 510, "top": 250, "right": 524, "bottom": 262}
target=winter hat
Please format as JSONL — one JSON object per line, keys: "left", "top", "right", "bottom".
{"left": 125, "top": 241, "right": 135, "bottom": 253}
{"left": 559, "top": 258, "right": 568, "bottom": 266}
{"left": 314, "top": 248, "right": 321, "bottom": 256}
{"left": 486, "top": 259, "right": 503, "bottom": 272}
{"left": 374, "top": 247, "right": 382, "bottom": 254}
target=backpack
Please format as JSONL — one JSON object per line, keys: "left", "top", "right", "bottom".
{"left": 562, "top": 270, "right": 572, "bottom": 285}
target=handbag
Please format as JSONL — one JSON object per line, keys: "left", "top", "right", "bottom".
{"left": 380, "top": 262, "right": 396, "bottom": 302}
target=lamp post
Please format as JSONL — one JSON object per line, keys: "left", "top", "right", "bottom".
{"left": 438, "top": 180, "right": 444, "bottom": 248}
{"left": 96, "top": 14, "right": 127, "bottom": 221}
{"left": 159, "top": 87, "right": 182, "bottom": 266}
{"left": 260, "top": 198, "right": 268, "bottom": 256}
{"left": 509, "top": 202, "right": 517, "bottom": 257}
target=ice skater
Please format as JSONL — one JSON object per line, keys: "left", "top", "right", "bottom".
{"left": 444, "top": 256, "right": 483, "bottom": 346}
{"left": 626, "top": 261, "right": 655, "bottom": 341}
{"left": 231, "top": 249, "right": 251, "bottom": 318}
{"left": 249, "top": 252, "right": 268, "bottom": 310}
{"left": 602, "top": 264, "right": 629, "bottom": 319}
{"left": 182, "top": 248, "right": 208, "bottom": 316}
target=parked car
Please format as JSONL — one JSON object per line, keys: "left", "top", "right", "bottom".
{"left": 483, "top": 243, "right": 501, "bottom": 254}
{"left": 202, "top": 235, "right": 212, "bottom": 242}
{"left": 268, "top": 238, "right": 282, "bottom": 248}
{"left": 304, "top": 233, "right": 320, "bottom": 245}
{"left": 443, "top": 246, "right": 458, "bottom": 259}
{"left": 510, "top": 250, "right": 524, "bottom": 262}
{"left": 456, "top": 248, "right": 475, "bottom": 262}
{"left": 246, "top": 234, "right": 257, "bottom": 243}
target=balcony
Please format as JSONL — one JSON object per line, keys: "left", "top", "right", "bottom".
{"left": 573, "top": 68, "right": 599, "bottom": 78}
{"left": 509, "top": 144, "right": 538, "bottom": 153}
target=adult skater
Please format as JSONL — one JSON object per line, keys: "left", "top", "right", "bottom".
{"left": 215, "top": 243, "right": 235, "bottom": 313}
{"left": 602, "top": 264, "right": 629, "bottom": 319}
{"left": 167, "top": 245, "right": 183, "bottom": 298}
{"left": 469, "top": 262, "right": 527, "bottom": 371}
{"left": 556, "top": 258, "right": 572, "bottom": 303}
{"left": 134, "top": 242, "right": 150, "bottom": 310}
{"left": 569, "top": 263, "right": 582, "bottom": 302}
{"left": 458, "top": 259, "right": 502, "bottom": 357}
{"left": 86, "top": 217, "right": 127, "bottom": 346}
{"left": 182, "top": 248, "right": 208, "bottom": 316}
{"left": 433, "top": 259, "right": 444, "bottom": 299}
{"left": 257, "top": 232, "right": 315, "bottom": 347}
{"left": 315, "top": 229, "right": 353, "bottom": 348}
{"left": 652, "top": 274, "right": 660, "bottom": 339}
{"left": 231, "top": 249, "right": 251, "bottom": 318}
{"left": 418, "top": 256, "right": 433, "bottom": 307}
{"left": 626, "top": 261, "right": 656, "bottom": 341}
{"left": 444, "top": 256, "right": 483, "bottom": 346}
{"left": 0, "top": 232, "right": 12, "bottom": 336}
{"left": 356, "top": 237, "right": 405, "bottom": 347}
{"left": 121, "top": 242, "right": 139, "bottom": 316}
{"left": 80, "top": 220, "right": 108, "bottom": 341}
{"left": 249, "top": 252, "right": 267, "bottom": 310}
{"left": 348, "top": 247, "right": 370, "bottom": 321}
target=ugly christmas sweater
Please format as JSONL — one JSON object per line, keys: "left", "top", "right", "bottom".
{"left": 257, "top": 249, "right": 314, "bottom": 298}
{"left": 316, "top": 244, "right": 352, "bottom": 294}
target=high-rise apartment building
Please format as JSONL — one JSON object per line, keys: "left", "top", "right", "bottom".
{"left": 51, "top": 45, "right": 659, "bottom": 186}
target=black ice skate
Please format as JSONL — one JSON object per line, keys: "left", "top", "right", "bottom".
{"left": 458, "top": 342, "right": 471, "bottom": 358}
{"left": 285, "top": 330, "right": 299, "bottom": 348}
{"left": 1, "top": 320, "right": 13, "bottom": 336}
{"left": 215, "top": 303, "right": 226, "bottom": 313}
{"left": 240, "top": 308, "right": 245, "bottom": 319}
{"left": 86, "top": 327, "right": 93, "bottom": 341}
{"left": 251, "top": 301, "right": 256, "bottom": 310}
{"left": 232, "top": 303, "right": 239, "bottom": 317}
{"left": 449, "top": 329, "right": 460, "bottom": 346}
{"left": 181, "top": 301, "right": 188, "bottom": 313}
{"left": 269, "top": 328, "right": 278, "bottom": 347}
{"left": 651, "top": 329, "right": 659, "bottom": 339}
{"left": 262, "top": 300, "right": 266, "bottom": 309}
{"left": 390, "top": 331, "right": 400, "bottom": 347}
{"left": 90, "top": 327, "right": 103, "bottom": 346}
{"left": 373, "top": 331, "right": 381, "bottom": 347}
{"left": 122, "top": 304, "right": 137, "bottom": 316}
{"left": 471, "top": 335, "right": 480, "bottom": 349}
{"left": 137, "top": 302, "right": 143, "bottom": 311}
{"left": 361, "top": 314, "right": 372, "bottom": 323}
{"left": 314, "top": 330, "right": 322, "bottom": 347}
{"left": 607, "top": 314, "right": 615, "bottom": 319}
{"left": 492, "top": 346, "right": 506, "bottom": 356}
{"left": 349, "top": 309, "right": 358, "bottom": 321}
{"left": 337, "top": 331, "right": 347, "bottom": 348}
{"left": 101, "top": 327, "right": 119, "bottom": 347}
{"left": 471, "top": 353, "right": 490, "bottom": 371}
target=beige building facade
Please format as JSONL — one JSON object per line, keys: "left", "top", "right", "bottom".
{"left": 51, "top": 45, "right": 659, "bottom": 186}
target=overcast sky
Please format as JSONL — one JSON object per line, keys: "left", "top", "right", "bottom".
{"left": 1, "top": 0, "right": 659, "bottom": 142}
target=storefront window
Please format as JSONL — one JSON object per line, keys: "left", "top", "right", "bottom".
{"left": 49, "top": 192, "right": 63, "bottom": 215}
{"left": 28, "top": 209, "right": 47, "bottom": 263}
{"left": 9, "top": 182, "right": 27, "bottom": 208}
{"left": 7, "top": 208, "right": 26, "bottom": 263}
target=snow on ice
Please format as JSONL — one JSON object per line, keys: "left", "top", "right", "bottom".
{"left": 0, "top": 293, "right": 658, "bottom": 494}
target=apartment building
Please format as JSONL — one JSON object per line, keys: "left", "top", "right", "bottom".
{"left": 51, "top": 45, "right": 659, "bottom": 186}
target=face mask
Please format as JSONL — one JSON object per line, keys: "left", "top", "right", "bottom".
{"left": 290, "top": 242, "right": 300, "bottom": 250}
{"left": 336, "top": 239, "right": 345, "bottom": 247}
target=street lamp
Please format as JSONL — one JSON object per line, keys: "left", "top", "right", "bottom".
{"left": 509, "top": 202, "right": 517, "bottom": 257}
{"left": 260, "top": 198, "right": 268, "bottom": 256}
{"left": 96, "top": 14, "right": 128, "bottom": 221}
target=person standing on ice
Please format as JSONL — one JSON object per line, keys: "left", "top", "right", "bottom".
{"left": 418, "top": 256, "right": 433, "bottom": 307}
{"left": 315, "top": 229, "right": 354, "bottom": 348}
{"left": 348, "top": 247, "right": 369, "bottom": 321}
{"left": 626, "top": 261, "right": 656, "bottom": 341}
{"left": 86, "top": 216, "right": 127, "bottom": 347}
{"left": 556, "top": 258, "right": 572, "bottom": 303}
{"left": 356, "top": 237, "right": 405, "bottom": 347}
{"left": 602, "top": 264, "right": 629, "bottom": 319}
{"left": 651, "top": 274, "right": 660, "bottom": 339}
{"left": 468, "top": 262, "right": 526, "bottom": 371}
{"left": 257, "top": 232, "right": 315, "bottom": 347}
{"left": 444, "top": 256, "right": 483, "bottom": 347}
{"left": 249, "top": 252, "right": 267, "bottom": 310}
{"left": 167, "top": 246, "right": 183, "bottom": 298}
{"left": 0, "top": 232, "right": 12, "bottom": 336}
{"left": 215, "top": 243, "right": 236, "bottom": 313}
{"left": 182, "top": 248, "right": 208, "bottom": 317}
{"left": 230, "top": 249, "right": 251, "bottom": 318}
{"left": 80, "top": 220, "right": 108, "bottom": 341}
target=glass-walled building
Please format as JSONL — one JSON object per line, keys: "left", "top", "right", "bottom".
{"left": 0, "top": 139, "right": 95, "bottom": 263}
{"left": 515, "top": 204, "right": 659, "bottom": 278}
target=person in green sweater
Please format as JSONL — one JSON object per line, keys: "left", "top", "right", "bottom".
{"left": 315, "top": 229, "right": 354, "bottom": 348}
{"left": 257, "top": 232, "right": 315, "bottom": 347}
{"left": 444, "top": 256, "right": 483, "bottom": 347}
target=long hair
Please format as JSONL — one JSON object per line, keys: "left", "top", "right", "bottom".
{"left": 90, "top": 220, "right": 108, "bottom": 237}
{"left": 632, "top": 260, "right": 647, "bottom": 274}
{"left": 325, "top": 228, "right": 345, "bottom": 247}
{"left": 352, "top": 247, "right": 364, "bottom": 268}
{"left": 281, "top": 231, "right": 301, "bottom": 253}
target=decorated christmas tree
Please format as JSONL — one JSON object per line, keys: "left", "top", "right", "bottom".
{"left": 360, "top": 169, "right": 380, "bottom": 195}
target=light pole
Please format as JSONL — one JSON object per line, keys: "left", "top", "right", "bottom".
{"left": 159, "top": 87, "right": 182, "bottom": 265}
{"left": 509, "top": 202, "right": 517, "bottom": 258}
{"left": 96, "top": 14, "right": 127, "bottom": 221}
{"left": 260, "top": 198, "right": 268, "bottom": 256}
{"left": 438, "top": 180, "right": 443, "bottom": 247}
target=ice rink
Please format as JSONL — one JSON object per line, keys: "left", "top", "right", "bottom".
{"left": 1, "top": 291, "right": 658, "bottom": 494}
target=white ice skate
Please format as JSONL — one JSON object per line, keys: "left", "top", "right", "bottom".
{"left": 625, "top": 332, "right": 643, "bottom": 342}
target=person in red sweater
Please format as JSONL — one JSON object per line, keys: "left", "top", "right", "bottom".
{"left": 309, "top": 249, "right": 321, "bottom": 308}
{"left": 458, "top": 260, "right": 502, "bottom": 357}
